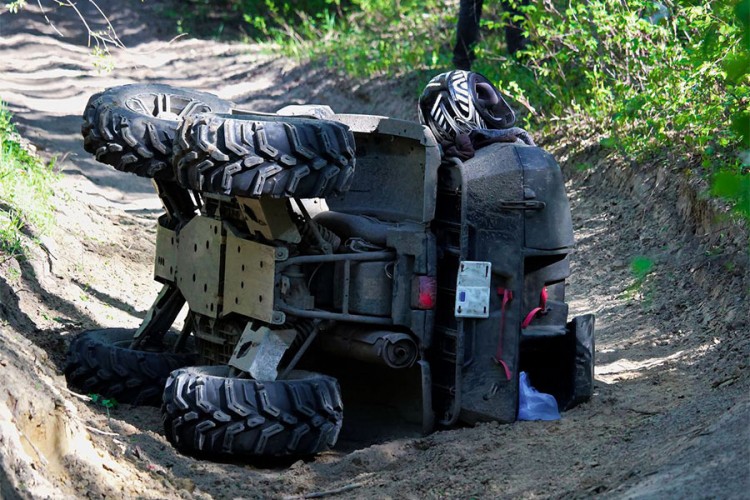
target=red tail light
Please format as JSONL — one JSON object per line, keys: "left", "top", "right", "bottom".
{"left": 413, "top": 276, "right": 437, "bottom": 310}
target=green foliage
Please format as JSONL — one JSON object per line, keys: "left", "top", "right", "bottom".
{"left": 91, "top": 45, "right": 114, "bottom": 74}
{"left": 712, "top": 168, "right": 750, "bottom": 218}
{"left": 159, "top": 0, "right": 350, "bottom": 39}
{"left": 89, "top": 393, "right": 118, "bottom": 409}
{"left": 89, "top": 393, "right": 118, "bottom": 420}
{"left": 155, "top": 0, "right": 244, "bottom": 38}
{"left": 238, "top": 0, "right": 748, "bottom": 222}
{"left": 494, "top": 1, "right": 748, "bottom": 221}
{"left": 631, "top": 256, "right": 655, "bottom": 281}
{"left": 244, "top": 0, "right": 454, "bottom": 77}
{"left": 624, "top": 255, "right": 655, "bottom": 302}
{"left": 476, "top": 1, "right": 746, "bottom": 162}
{"left": 5, "top": 0, "right": 27, "bottom": 14}
{"left": 707, "top": 0, "right": 750, "bottom": 219}
{"left": 0, "top": 103, "right": 58, "bottom": 260}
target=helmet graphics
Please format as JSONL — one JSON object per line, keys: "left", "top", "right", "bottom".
{"left": 418, "top": 70, "right": 516, "bottom": 143}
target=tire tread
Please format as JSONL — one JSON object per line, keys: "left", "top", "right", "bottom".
{"left": 162, "top": 367, "right": 343, "bottom": 458}
{"left": 173, "top": 113, "right": 356, "bottom": 199}
{"left": 64, "top": 328, "right": 197, "bottom": 406}
{"left": 81, "top": 84, "right": 233, "bottom": 180}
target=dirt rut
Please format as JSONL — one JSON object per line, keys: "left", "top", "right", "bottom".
{"left": 0, "top": 1, "right": 748, "bottom": 498}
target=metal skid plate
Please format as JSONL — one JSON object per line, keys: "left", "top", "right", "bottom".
{"left": 236, "top": 197, "right": 301, "bottom": 244}
{"left": 223, "top": 228, "right": 284, "bottom": 324}
{"left": 154, "top": 223, "right": 177, "bottom": 283}
{"left": 175, "top": 216, "right": 225, "bottom": 318}
{"left": 228, "top": 324, "right": 297, "bottom": 380}
{"left": 454, "top": 261, "right": 492, "bottom": 318}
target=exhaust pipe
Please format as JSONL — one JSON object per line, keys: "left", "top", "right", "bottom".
{"left": 319, "top": 328, "right": 418, "bottom": 369}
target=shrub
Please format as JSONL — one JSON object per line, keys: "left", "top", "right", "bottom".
{"left": 0, "top": 103, "right": 58, "bottom": 259}
{"left": 243, "top": 0, "right": 748, "bottom": 220}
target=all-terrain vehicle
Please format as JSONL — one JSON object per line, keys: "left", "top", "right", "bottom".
{"left": 65, "top": 81, "right": 595, "bottom": 459}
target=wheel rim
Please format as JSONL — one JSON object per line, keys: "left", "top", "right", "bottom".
{"left": 125, "top": 92, "right": 214, "bottom": 121}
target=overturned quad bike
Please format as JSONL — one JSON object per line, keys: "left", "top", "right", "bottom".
{"left": 65, "top": 84, "right": 595, "bottom": 459}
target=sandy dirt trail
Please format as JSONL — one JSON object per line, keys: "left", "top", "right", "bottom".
{"left": 0, "top": 1, "right": 749, "bottom": 499}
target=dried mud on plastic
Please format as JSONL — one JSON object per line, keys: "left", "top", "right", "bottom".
{"left": 0, "top": 1, "right": 748, "bottom": 498}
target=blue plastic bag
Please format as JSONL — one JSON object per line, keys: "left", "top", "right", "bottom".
{"left": 517, "top": 371, "right": 561, "bottom": 421}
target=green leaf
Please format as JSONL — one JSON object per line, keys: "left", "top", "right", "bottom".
{"left": 631, "top": 256, "right": 654, "bottom": 281}
{"left": 731, "top": 113, "right": 750, "bottom": 148}
{"left": 725, "top": 54, "right": 750, "bottom": 84}
{"left": 711, "top": 170, "right": 750, "bottom": 218}
{"left": 735, "top": 0, "right": 750, "bottom": 28}
{"left": 102, "top": 398, "right": 118, "bottom": 409}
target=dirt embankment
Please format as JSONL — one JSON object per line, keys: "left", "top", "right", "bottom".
{"left": 0, "top": 1, "right": 748, "bottom": 498}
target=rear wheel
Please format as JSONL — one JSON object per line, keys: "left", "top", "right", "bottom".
{"left": 162, "top": 366, "right": 343, "bottom": 458}
{"left": 173, "top": 113, "right": 356, "bottom": 198}
{"left": 82, "top": 84, "right": 234, "bottom": 180}
{"left": 64, "top": 328, "right": 197, "bottom": 406}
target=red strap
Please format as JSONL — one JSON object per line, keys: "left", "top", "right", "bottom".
{"left": 493, "top": 287, "right": 512, "bottom": 380}
{"left": 521, "top": 287, "right": 548, "bottom": 329}
{"left": 522, "top": 307, "right": 544, "bottom": 328}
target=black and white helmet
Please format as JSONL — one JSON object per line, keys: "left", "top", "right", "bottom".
{"left": 418, "top": 70, "right": 516, "bottom": 143}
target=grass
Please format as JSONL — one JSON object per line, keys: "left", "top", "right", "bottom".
{"left": 238, "top": 0, "right": 748, "bottom": 222}
{"left": 243, "top": 0, "right": 455, "bottom": 83}
{"left": 0, "top": 102, "right": 59, "bottom": 261}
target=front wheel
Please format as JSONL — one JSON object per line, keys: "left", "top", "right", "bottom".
{"left": 173, "top": 113, "right": 356, "bottom": 198}
{"left": 162, "top": 366, "right": 343, "bottom": 458}
{"left": 64, "top": 328, "right": 197, "bottom": 406}
{"left": 82, "top": 84, "right": 234, "bottom": 180}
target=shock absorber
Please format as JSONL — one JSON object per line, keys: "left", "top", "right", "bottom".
{"left": 300, "top": 220, "right": 341, "bottom": 254}
{"left": 293, "top": 197, "right": 341, "bottom": 254}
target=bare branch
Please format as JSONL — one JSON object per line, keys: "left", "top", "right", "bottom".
{"left": 36, "top": 0, "right": 63, "bottom": 37}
